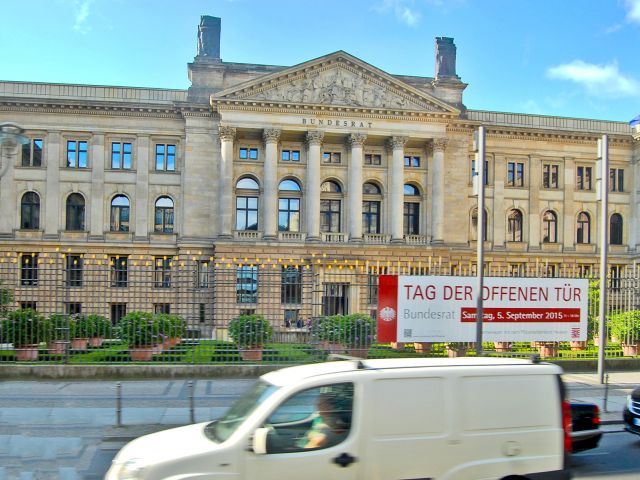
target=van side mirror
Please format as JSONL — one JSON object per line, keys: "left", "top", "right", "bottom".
{"left": 252, "top": 427, "right": 270, "bottom": 455}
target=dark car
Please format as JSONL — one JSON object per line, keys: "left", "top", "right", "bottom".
{"left": 623, "top": 386, "right": 640, "bottom": 435}
{"left": 570, "top": 402, "right": 602, "bottom": 453}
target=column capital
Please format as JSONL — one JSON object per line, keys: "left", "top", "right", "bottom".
{"left": 305, "top": 130, "right": 324, "bottom": 147}
{"left": 218, "top": 126, "right": 236, "bottom": 142}
{"left": 347, "top": 133, "right": 367, "bottom": 148}
{"left": 386, "top": 136, "right": 408, "bottom": 152}
{"left": 431, "top": 137, "right": 449, "bottom": 153}
{"left": 263, "top": 128, "right": 281, "bottom": 144}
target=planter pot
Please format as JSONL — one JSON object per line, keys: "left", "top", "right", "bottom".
{"left": 71, "top": 338, "right": 88, "bottom": 351}
{"left": 89, "top": 337, "right": 105, "bottom": 348}
{"left": 570, "top": 341, "right": 587, "bottom": 351}
{"left": 621, "top": 343, "right": 640, "bottom": 357}
{"left": 390, "top": 342, "right": 405, "bottom": 350}
{"left": 593, "top": 336, "right": 607, "bottom": 347}
{"left": 129, "top": 347, "right": 154, "bottom": 361}
{"left": 152, "top": 344, "right": 163, "bottom": 354}
{"left": 537, "top": 343, "right": 559, "bottom": 358}
{"left": 48, "top": 340, "right": 68, "bottom": 355}
{"left": 15, "top": 345, "right": 39, "bottom": 361}
{"left": 239, "top": 347, "right": 263, "bottom": 361}
{"left": 414, "top": 342, "right": 433, "bottom": 353}
{"left": 493, "top": 342, "right": 513, "bottom": 352}
{"left": 171, "top": 337, "right": 182, "bottom": 347}
{"left": 446, "top": 346, "right": 468, "bottom": 358}
{"left": 346, "top": 347, "right": 369, "bottom": 358}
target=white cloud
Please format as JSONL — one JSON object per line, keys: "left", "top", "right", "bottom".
{"left": 73, "top": 0, "right": 94, "bottom": 34}
{"left": 374, "top": 0, "right": 422, "bottom": 26}
{"left": 547, "top": 60, "right": 640, "bottom": 98}
{"left": 626, "top": 0, "right": 640, "bottom": 24}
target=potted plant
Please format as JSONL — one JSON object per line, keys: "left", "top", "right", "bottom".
{"left": 445, "top": 342, "right": 468, "bottom": 358}
{"left": 70, "top": 315, "right": 94, "bottom": 351}
{"left": 339, "top": 313, "right": 376, "bottom": 358}
{"left": 1, "top": 308, "right": 50, "bottom": 361}
{"left": 413, "top": 342, "right": 433, "bottom": 353}
{"left": 609, "top": 310, "right": 640, "bottom": 356}
{"left": 86, "top": 314, "right": 110, "bottom": 347}
{"left": 118, "top": 311, "right": 159, "bottom": 361}
{"left": 536, "top": 341, "right": 559, "bottom": 358}
{"left": 47, "top": 314, "right": 70, "bottom": 354}
{"left": 228, "top": 314, "right": 273, "bottom": 361}
{"left": 493, "top": 342, "right": 513, "bottom": 352}
{"left": 155, "top": 313, "right": 186, "bottom": 349}
{"left": 311, "top": 315, "right": 344, "bottom": 353}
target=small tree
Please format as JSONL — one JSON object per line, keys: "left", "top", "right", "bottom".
{"left": 0, "top": 281, "right": 13, "bottom": 318}
{"left": 1, "top": 309, "right": 50, "bottom": 346}
{"left": 228, "top": 314, "right": 272, "bottom": 348}
{"left": 117, "top": 311, "right": 158, "bottom": 347}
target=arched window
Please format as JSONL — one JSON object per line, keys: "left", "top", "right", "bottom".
{"left": 236, "top": 177, "right": 259, "bottom": 231}
{"left": 363, "top": 182, "right": 382, "bottom": 234}
{"left": 542, "top": 211, "right": 557, "bottom": 243}
{"left": 320, "top": 181, "right": 342, "bottom": 233}
{"left": 20, "top": 192, "right": 40, "bottom": 230}
{"left": 507, "top": 209, "right": 523, "bottom": 242}
{"left": 577, "top": 212, "right": 590, "bottom": 244}
{"left": 403, "top": 184, "right": 420, "bottom": 235}
{"left": 610, "top": 213, "right": 623, "bottom": 245}
{"left": 110, "top": 195, "right": 130, "bottom": 232}
{"left": 278, "top": 179, "right": 301, "bottom": 232}
{"left": 66, "top": 193, "right": 85, "bottom": 231}
{"left": 154, "top": 196, "right": 174, "bottom": 233}
{"left": 471, "top": 207, "right": 488, "bottom": 242}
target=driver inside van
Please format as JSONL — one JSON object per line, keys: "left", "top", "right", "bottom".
{"left": 299, "top": 391, "right": 350, "bottom": 449}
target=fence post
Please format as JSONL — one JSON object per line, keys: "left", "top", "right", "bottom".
{"left": 603, "top": 373, "right": 609, "bottom": 413}
{"left": 189, "top": 380, "right": 195, "bottom": 424}
{"left": 116, "top": 382, "right": 122, "bottom": 426}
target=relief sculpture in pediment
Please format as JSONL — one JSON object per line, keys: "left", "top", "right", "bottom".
{"left": 247, "top": 67, "right": 424, "bottom": 110}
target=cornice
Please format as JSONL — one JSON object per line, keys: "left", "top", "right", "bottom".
{"left": 0, "top": 100, "right": 184, "bottom": 119}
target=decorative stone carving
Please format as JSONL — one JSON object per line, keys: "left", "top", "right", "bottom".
{"left": 263, "top": 128, "right": 281, "bottom": 144}
{"left": 218, "top": 126, "right": 236, "bottom": 142}
{"left": 306, "top": 130, "right": 324, "bottom": 147}
{"left": 347, "top": 133, "right": 367, "bottom": 148}
{"left": 245, "top": 65, "right": 428, "bottom": 110}
{"left": 432, "top": 138, "right": 449, "bottom": 153}
{"left": 197, "top": 16, "right": 221, "bottom": 58}
{"left": 387, "top": 136, "right": 408, "bottom": 151}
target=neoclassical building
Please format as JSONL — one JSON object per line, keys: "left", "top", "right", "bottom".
{"left": 0, "top": 16, "right": 638, "bottom": 325}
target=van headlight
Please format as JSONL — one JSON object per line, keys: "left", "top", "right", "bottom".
{"left": 107, "top": 458, "right": 148, "bottom": 480}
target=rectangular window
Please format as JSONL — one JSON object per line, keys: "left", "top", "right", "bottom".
{"left": 577, "top": 264, "right": 592, "bottom": 278}
{"left": 20, "top": 254, "right": 38, "bottom": 286}
{"left": 66, "top": 302, "right": 82, "bottom": 315}
{"left": 281, "top": 149, "right": 300, "bottom": 162}
{"left": 20, "top": 301, "right": 37, "bottom": 310}
{"left": 67, "top": 140, "right": 88, "bottom": 168}
{"left": 236, "top": 266, "right": 258, "bottom": 304}
{"left": 281, "top": 266, "right": 302, "bottom": 304}
{"left": 507, "top": 161, "right": 524, "bottom": 187}
{"left": 22, "top": 139, "right": 43, "bottom": 167}
{"left": 111, "top": 142, "right": 132, "bottom": 169}
{"left": 545, "top": 264, "right": 558, "bottom": 277}
{"left": 610, "top": 265, "right": 623, "bottom": 291}
{"left": 239, "top": 147, "right": 259, "bottom": 160}
{"left": 321, "top": 283, "right": 349, "bottom": 316}
{"left": 110, "top": 256, "right": 128, "bottom": 287}
{"left": 111, "top": 303, "right": 127, "bottom": 324}
{"left": 322, "top": 151, "right": 341, "bottom": 164}
{"left": 543, "top": 164, "right": 559, "bottom": 189}
{"left": 362, "top": 201, "right": 381, "bottom": 234}
{"left": 154, "top": 257, "right": 171, "bottom": 288}
{"left": 509, "top": 263, "right": 524, "bottom": 277}
{"left": 154, "top": 303, "right": 171, "bottom": 314}
{"left": 576, "top": 166, "right": 592, "bottom": 190}
{"left": 320, "top": 199, "right": 341, "bottom": 233}
{"left": 155, "top": 144, "right": 176, "bottom": 171}
{"left": 199, "top": 303, "right": 206, "bottom": 323}
{"left": 367, "top": 273, "right": 378, "bottom": 305}
{"left": 284, "top": 309, "right": 300, "bottom": 327}
{"left": 236, "top": 196, "right": 259, "bottom": 231}
{"left": 197, "top": 260, "right": 210, "bottom": 288}
{"left": 364, "top": 153, "right": 381, "bottom": 165}
{"left": 471, "top": 158, "right": 489, "bottom": 185}
{"left": 65, "top": 255, "right": 83, "bottom": 287}
{"left": 404, "top": 156, "right": 420, "bottom": 167}
{"left": 610, "top": 168, "right": 624, "bottom": 192}
{"left": 403, "top": 202, "right": 420, "bottom": 235}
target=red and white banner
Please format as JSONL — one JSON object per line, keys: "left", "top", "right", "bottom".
{"left": 378, "top": 276, "right": 588, "bottom": 342}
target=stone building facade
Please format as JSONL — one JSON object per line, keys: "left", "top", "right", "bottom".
{"left": 0, "top": 16, "right": 638, "bottom": 326}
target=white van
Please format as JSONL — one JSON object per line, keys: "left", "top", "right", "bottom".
{"left": 105, "top": 357, "right": 572, "bottom": 480}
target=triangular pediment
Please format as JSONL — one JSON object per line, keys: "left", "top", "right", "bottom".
{"left": 212, "top": 51, "right": 459, "bottom": 115}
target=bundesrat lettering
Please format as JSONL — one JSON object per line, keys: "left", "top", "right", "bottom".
{"left": 302, "top": 118, "right": 373, "bottom": 128}
{"left": 403, "top": 284, "right": 582, "bottom": 303}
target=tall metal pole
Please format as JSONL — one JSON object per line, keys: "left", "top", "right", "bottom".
{"left": 597, "top": 135, "right": 609, "bottom": 384}
{"left": 475, "top": 126, "right": 486, "bottom": 355}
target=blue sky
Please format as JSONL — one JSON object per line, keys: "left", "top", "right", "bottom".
{"left": 1, "top": 0, "right": 639, "bottom": 122}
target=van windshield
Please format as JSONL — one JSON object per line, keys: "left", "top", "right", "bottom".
{"left": 205, "top": 380, "right": 278, "bottom": 443}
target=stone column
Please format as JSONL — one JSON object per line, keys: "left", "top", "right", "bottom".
{"left": 263, "top": 128, "right": 281, "bottom": 239}
{"left": 218, "top": 126, "right": 236, "bottom": 238}
{"left": 305, "top": 130, "right": 324, "bottom": 241}
{"left": 348, "top": 133, "right": 366, "bottom": 241}
{"left": 430, "top": 138, "right": 448, "bottom": 244}
{"left": 44, "top": 131, "right": 61, "bottom": 238}
{"left": 89, "top": 134, "right": 105, "bottom": 238}
{"left": 134, "top": 136, "right": 150, "bottom": 240}
{"left": 388, "top": 136, "right": 408, "bottom": 242}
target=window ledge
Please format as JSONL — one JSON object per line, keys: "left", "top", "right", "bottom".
{"left": 505, "top": 241, "right": 527, "bottom": 251}
{"left": 541, "top": 242, "right": 562, "bottom": 252}
{"left": 278, "top": 232, "right": 306, "bottom": 242}
{"left": 321, "top": 232, "right": 347, "bottom": 243}
{"left": 14, "top": 229, "right": 44, "bottom": 240}
{"left": 364, "top": 234, "right": 391, "bottom": 244}
{"left": 105, "top": 232, "right": 133, "bottom": 242}
{"left": 575, "top": 243, "right": 596, "bottom": 253}
{"left": 404, "top": 235, "right": 428, "bottom": 245}
{"left": 150, "top": 232, "right": 177, "bottom": 243}
{"left": 234, "top": 230, "right": 262, "bottom": 240}
{"left": 60, "top": 231, "right": 88, "bottom": 241}
{"left": 609, "top": 244, "right": 628, "bottom": 254}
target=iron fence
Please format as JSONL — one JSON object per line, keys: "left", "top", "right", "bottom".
{"left": 0, "top": 260, "right": 639, "bottom": 363}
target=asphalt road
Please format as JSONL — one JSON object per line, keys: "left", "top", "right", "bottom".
{"left": 572, "top": 429, "right": 640, "bottom": 479}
